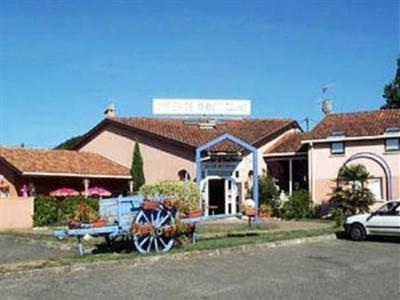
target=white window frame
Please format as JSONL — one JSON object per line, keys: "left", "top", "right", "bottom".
{"left": 330, "top": 142, "right": 345, "bottom": 155}
{"left": 385, "top": 138, "right": 400, "bottom": 152}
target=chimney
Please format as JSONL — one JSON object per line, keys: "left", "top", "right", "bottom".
{"left": 104, "top": 103, "right": 116, "bottom": 118}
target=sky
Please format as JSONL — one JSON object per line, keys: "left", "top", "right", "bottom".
{"left": 0, "top": 0, "right": 399, "bottom": 148}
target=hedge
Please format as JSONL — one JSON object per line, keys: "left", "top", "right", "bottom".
{"left": 33, "top": 195, "right": 99, "bottom": 226}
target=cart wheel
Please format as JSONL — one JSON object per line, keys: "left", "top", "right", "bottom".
{"left": 133, "top": 206, "right": 175, "bottom": 254}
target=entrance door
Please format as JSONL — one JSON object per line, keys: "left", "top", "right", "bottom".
{"left": 208, "top": 179, "right": 225, "bottom": 215}
{"left": 225, "top": 178, "right": 238, "bottom": 215}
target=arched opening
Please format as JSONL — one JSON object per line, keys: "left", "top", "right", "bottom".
{"left": 339, "top": 152, "right": 393, "bottom": 200}
{"left": 247, "top": 170, "right": 254, "bottom": 190}
{"left": 178, "top": 169, "right": 191, "bottom": 181}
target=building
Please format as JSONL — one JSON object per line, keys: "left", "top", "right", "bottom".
{"left": 0, "top": 147, "right": 131, "bottom": 197}
{"left": 71, "top": 115, "right": 302, "bottom": 215}
{"left": 1, "top": 107, "right": 398, "bottom": 215}
{"left": 265, "top": 109, "right": 400, "bottom": 208}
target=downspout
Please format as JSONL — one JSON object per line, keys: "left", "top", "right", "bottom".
{"left": 308, "top": 142, "right": 314, "bottom": 203}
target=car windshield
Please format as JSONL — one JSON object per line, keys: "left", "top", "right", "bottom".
{"left": 375, "top": 202, "right": 400, "bottom": 215}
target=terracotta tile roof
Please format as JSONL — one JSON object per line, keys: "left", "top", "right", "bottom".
{"left": 308, "top": 109, "right": 400, "bottom": 139}
{"left": 0, "top": 147, "right": 131, "bottom": 177}
{"left": 265, "top": 132, "right": 308, "bottom": 155}
{"left": 104, "top": 117, "right": 297, "bottom": 152}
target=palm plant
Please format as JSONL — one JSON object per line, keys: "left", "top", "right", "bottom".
{"left": 330, "top": 164, "right": 375, "bottom": 225}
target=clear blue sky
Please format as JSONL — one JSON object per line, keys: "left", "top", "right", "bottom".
{"left": 0, "top": 0, "right": 398, "bottom": 148}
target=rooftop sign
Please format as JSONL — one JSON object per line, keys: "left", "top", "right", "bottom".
{"left": 152, "top": 99, "right": 251, "bottom": 116}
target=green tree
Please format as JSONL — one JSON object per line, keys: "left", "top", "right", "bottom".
{"left": 54, "top": 135, "right": 83, "bottom": 150}
{"left": 131, "top": 141, "right": 145, "bottom": 193}
{"left": 381, "top": 57, "right": 400, "bottom": 109}
{"left": 329, "top": 164, "right": 375, "bottom": 226}
{"left": 249, "top": 173, "right": 280, "bottom": 214}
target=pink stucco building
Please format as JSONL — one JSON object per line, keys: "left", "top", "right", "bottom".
{"left": 265, "top": 109, "right": 400, "bottom": 208}
{"left": 1, "top": 108, "right": 399, "bottom": 217}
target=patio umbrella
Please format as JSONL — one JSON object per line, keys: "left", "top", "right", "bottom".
{"left": 83, "top": 186, "right": 112, "bottom": 197}
{"left": 50, "top": 187, "right": 80, "bottom": 197}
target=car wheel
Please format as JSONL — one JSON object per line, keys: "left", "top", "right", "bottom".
{"left": 349, "top": 224, "right": 366, "bottom": 241}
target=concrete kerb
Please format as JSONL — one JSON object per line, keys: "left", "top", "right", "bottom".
{"left": 0, "top": 234, "right": 336, "bottom": 281}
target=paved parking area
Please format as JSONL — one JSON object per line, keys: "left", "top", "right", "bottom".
{"left": 0, "top": 235, "right": 70, "bottom": 264}
{"left": 1, "top": 238, "right": 399, "bottom": 300}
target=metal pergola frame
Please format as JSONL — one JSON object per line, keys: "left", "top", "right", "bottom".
{"left": 195, "top": 133, "right": 259, "bottom": 210}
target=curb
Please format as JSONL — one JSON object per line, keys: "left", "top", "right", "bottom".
{"left": 0, "top": 234, "right": 336, "bottom": 281}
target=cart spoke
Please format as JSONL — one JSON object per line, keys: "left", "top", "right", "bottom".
{"left": 154, "top": 238, "right": 159, "bottom": 252}
{"left": 147, "top": 237, "right": 154, "bottom": 252}
{"left": 155, "top": 209, "right": 162, "bottom": 225}
{"left": 158, "top": 213, "right": 170, "bottom": 227}
{"left": 139, "top": 236, "right": 150, "bottom": 247}
{"left": 159, "top": 237, "right": 167, "bottom": 248}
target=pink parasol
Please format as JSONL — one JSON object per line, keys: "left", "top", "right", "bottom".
{"left": 50, "top": 188, "right": 80, "bottom": 197}
{"left": 83, "top": 186, "right": 112, "bottom": 197}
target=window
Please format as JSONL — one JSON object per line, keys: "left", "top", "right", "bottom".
{"left": 178, "top": 169, "right": 190, "bottom": 181}
{"left": 384, "top": 127, "right": 400, "bottom": 134}
{"left": 385, "top": 138, "right": 400, "bottom": 152}
{"left": 330, "top": 142, "right": 345, "bottom": 154}
{"left": 367, "top": 178, "right": 382, "bottom": 201}
{"left": 330, "top": 130, "right": 346, "bottom": 137}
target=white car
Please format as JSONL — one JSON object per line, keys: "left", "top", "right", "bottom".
{"left": 344, "top": 200, "right": 400, "bottom": 241}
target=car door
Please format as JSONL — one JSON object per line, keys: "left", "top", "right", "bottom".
{"left": 366, "top": 203, "right": 400, "bottom": 236}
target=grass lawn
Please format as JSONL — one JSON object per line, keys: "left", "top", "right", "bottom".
{"left": 0, "top": 220, "right": 338, "bottom": 273}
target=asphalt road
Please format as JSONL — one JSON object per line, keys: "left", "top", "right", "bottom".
{"left": 1, "top": 239, "right": 399, "bottom": 300}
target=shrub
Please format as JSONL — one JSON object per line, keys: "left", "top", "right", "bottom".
{"left": 140, "top": 180, "right": 200, "bottom": 214}
{"left": 33, "top": 195, "right": 99, "bottom": 226}
{"left": 329, "top": 164, "right": 375, "bottom": 226}
{"left": 59, "top": 196, "right": 98, "bottom": 223}
{"left": 282, "top": 189, "right": 313, "bottom": 219}
{"left": 33, "top": 196, "right": 60, "bottom": 226}
{"left": 249, "top": 174, "right": 280, "bottom": 216}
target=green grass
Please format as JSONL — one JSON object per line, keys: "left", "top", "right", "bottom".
{"left": 0, "top": 226, "right": 338, "bottom": 273}
{"left": 197, "top": 222, "right": 280, "bottom": 234}
{"left": 179, "top": 227, "right": 337, "bottom": 252}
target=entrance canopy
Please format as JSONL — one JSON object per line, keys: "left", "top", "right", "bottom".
{"left": 195, "top": 133, "right": 259, "bottom": 209}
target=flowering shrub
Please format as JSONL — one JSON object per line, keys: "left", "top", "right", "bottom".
{"left": 140, "top": 180, "right": 199, "bottom": 214}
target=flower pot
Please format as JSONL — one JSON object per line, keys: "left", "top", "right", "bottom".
{"left": 90, "top": 219, "right": 107, "bottom": 228}
{"left": 68, "top": 220, "right": 81, "bottom": 229}
{"left": 142, "top": 200, "right": 161, "bottom": 210}
{"left": 244, "top": 208, "right": 258, "bottom": 217}
{"left": 186, "top": 210, "right": 202, "bottom": 218}
{"left": 163, "top": 225, "right": 176, "bottom": 237}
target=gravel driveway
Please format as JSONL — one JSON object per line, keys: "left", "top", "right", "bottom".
{"left": 1, "top": 238, "right": 399, "bottom": 300}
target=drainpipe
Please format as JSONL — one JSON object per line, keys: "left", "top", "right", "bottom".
{"left": 308, "top": 142, "right": 314, "bottom": 202}
{"left": 289, "top": 158, "right": 293, "bottom": 195}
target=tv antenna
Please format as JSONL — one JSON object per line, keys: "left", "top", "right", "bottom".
{"left": 320, "top": 83, "right": 334, "bottom": 115}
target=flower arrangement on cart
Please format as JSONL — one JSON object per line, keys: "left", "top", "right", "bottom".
{"left": 55, "top": 180, "right": 210, "bottom": 255}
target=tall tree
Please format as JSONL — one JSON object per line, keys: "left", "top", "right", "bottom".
{"left": 381, "top": 57, "right": 400, "bottom": 109}
{"left": 131, "top": 141, "right": 145, "bottom": 193}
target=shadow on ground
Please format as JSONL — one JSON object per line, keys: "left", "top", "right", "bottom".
{"left": 336, "top": 230, "right": 400, "bottom": 244}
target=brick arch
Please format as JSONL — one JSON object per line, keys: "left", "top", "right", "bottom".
{"left": 339, "top": 152, "right": 393, "bottom": 200}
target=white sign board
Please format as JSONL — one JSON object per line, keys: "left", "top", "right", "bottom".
{"left": 153, "top": 99, "right": 251, "bottom": 116}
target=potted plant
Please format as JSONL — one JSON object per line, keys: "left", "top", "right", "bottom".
{"left": 68, "top": 200, "right": 99, "bottom": 229}
{"left": 142, "top": 200, "right": 161, "bottom": 210}
{"left": 131, "top": 224, "right": 155, "bottom": 237}
{"left": 259, "top": 204, "right": 272, "bottom": 218}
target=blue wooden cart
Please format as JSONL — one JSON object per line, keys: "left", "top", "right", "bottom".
{"left": 54, "top": 195, "right": 240, "bottom": 255}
